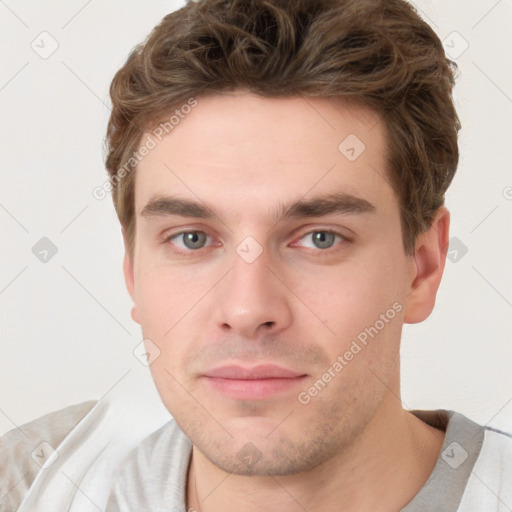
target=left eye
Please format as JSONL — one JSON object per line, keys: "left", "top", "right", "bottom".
{"left": 294, "top": 230, "right": 344, "bottom": 250}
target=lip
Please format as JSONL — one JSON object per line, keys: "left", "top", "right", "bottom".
{"left": 201, "top": 364, "right": 308, "bottom": 400}
{"left": 204, "top": 364, "right": 305, "bottom": 380}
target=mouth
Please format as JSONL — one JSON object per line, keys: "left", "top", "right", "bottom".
{"left": 200, "top": 364, "right": 308, "bottom": 400}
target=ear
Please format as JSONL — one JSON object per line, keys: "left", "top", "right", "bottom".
{"left": 122, "top": 227, "right": 140, "bottom": 325}
{"left": 403, "top": 206, "right": 450, "bottom": 324}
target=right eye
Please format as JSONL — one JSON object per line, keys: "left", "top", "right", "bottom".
{"left": 165, "top": 231, "right": 213, "bottom": 252}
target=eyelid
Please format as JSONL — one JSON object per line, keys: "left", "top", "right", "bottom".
{"left": 290, "top": 221, "right": 352, "bottom": 239}
{"left": 162, "top": 222, "right": 216, "bottom": 240}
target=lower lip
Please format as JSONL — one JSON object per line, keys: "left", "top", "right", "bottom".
{"left": 202, "top": 376, "right": 307, "bottom": 400}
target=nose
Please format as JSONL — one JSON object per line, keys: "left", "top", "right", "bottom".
{"left": 212, "top": 246, "right": 293, "bottom": 339}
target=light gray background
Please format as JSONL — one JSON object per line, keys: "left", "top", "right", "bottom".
{"left": 1, "top": 0, "right": 511, "bottom": 437}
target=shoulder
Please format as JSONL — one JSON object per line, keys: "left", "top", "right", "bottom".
{"left": 477, "top": 424, "right": 512, "bottom": 467}
{"left": 0, "top": 400, "right": 98, "bottom": 511}
{"left": 445, "top": 409, "right": 512, "bottom": 472}
{"left": 106, "top": 418, "right": 192, "bottom": 512}
{"left": 476, "top": 424, "right": 512, "bottom": 470}
{"left": 459, "top": 420, "right": 512, "bottom": 510}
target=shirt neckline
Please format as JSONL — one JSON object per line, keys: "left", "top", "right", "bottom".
{"left": 165, "top": 409, "right": 485, "bottom": 512}
{"left": 400, "top": 409, "right": 485, "bottom": 511}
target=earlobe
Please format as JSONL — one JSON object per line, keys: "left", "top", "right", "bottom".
{"left": 131, "top": 305, "right": 139, "bottom": 324}
{"left": 403, "top": 207, "right": 450, "bottom": 324}
{"left": 123, "top": 251, "right": 136, "bottom": 301}
{"left": 121, "top": 228, "right": 140, "bottom": 325}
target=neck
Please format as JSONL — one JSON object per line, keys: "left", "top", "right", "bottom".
{"left": 186, "top": 395, "right": 445, "bottom": 512}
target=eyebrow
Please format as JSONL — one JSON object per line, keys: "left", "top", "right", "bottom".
{"left": 140, "top": 192, "right": 376, "bottom": 223}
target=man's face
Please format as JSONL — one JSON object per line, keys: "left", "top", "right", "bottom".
{"left": 124, "top": 92, "right": 417, "bottom": 475}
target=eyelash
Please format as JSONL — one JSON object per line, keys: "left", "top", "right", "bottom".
{"left": 162, "top": 228, "right": 349, "bottom": 256}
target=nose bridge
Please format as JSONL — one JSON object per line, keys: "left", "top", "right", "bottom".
{"left": 230, "top": 244, "right": 272, "bottom": 298}
{"left": 213, "top": 239, "right": 292, "bottom": 337}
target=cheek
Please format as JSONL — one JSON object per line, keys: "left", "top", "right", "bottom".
{"left": 133, "top": 265, "right": 217, "bottom": 380}
{"left": 135, "top": 275, "right": 173, "bottom": 334}
{"left": 134, "top": 264, "right": 207, "bottom": 334}
{"left": 287, "top": 252, "right": 406, "bottom": 350}
{"left": 134, "top": 269, "right": 195, "bottom": 403}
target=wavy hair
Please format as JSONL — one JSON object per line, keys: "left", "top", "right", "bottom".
{"left": 105, "top": 0, "right": 460, "bottom": 258}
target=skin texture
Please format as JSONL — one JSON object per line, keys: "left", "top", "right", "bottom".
{"left": 123, "top": 91, "right": 450, "bottom": 511}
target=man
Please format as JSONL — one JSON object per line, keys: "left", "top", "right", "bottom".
{"left": 2, "top": 0, "right": 511, "bottom": 511}
{"left": 103, "top": 0, "right": 512, "bottom": 510}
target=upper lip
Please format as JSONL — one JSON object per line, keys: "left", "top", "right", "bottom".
{"left": 203, "top": 364, "right": 306, "bottom": 380}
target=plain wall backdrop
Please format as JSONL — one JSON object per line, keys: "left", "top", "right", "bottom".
{"left": 1, "top": 0, "right": 511, "bottom": 437}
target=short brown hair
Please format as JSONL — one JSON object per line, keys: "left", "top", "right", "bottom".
{"left": 105, "top": 0, "right": 460, "bottom": 259}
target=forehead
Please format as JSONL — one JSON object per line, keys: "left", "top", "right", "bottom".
{"left": 133, "top": 92, "right": 395, "bottom": 220}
